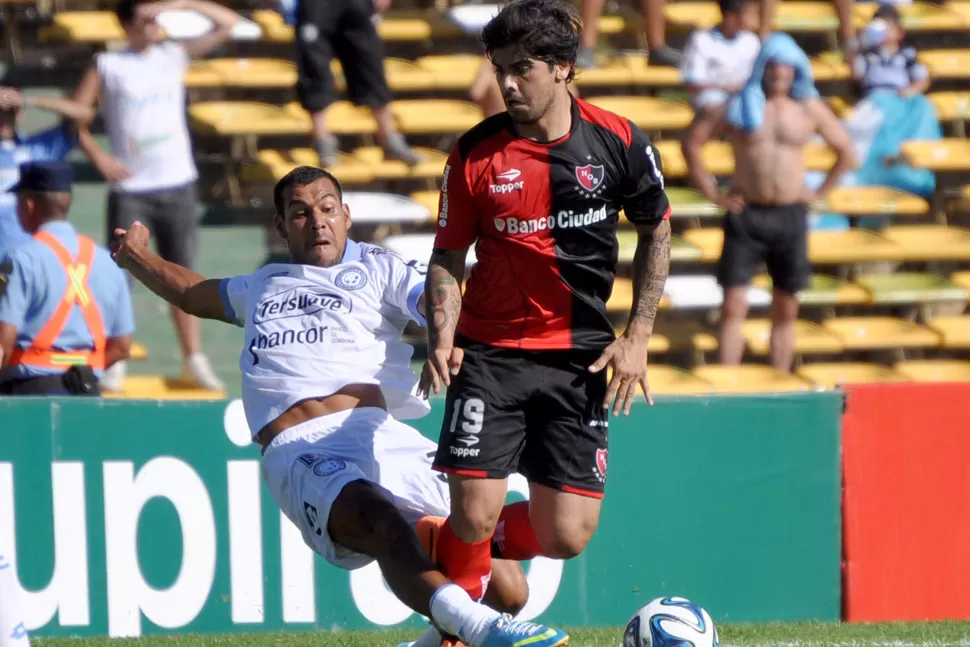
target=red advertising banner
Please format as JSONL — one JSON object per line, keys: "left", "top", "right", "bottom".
{"left": 843, "top": 382, "right": 970, "bottom": 622}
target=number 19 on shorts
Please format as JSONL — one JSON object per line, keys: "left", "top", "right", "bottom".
{"left": 448, "top": 397, "right": 484, "bottom": 458}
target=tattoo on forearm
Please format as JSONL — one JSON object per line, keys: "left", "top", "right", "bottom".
{"left": 629, "top": 220, "right": 671, "bottom": 330}
{"left": 426, "top": 248, "right": 466, "bottom": 349}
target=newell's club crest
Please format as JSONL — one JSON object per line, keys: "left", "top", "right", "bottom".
{"left": 494, "top": 218, "right": 506, "bottom": 233}
{"left": 594, "top": 448, "right": 608, "bottom": 483}
{"left": 575, "top": 164, "right": 605, "bottom": 196}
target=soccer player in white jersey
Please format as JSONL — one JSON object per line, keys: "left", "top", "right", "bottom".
{"left": 110, "top": 166, "right": 568, "bottom": 647}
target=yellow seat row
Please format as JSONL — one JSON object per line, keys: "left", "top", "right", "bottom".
{"left": 241, "top": 146, "right": 449, "bottom": 186}
{"left": 649, "top": 359, "right": 970, "bottom": 395}
{"left": 103, "top": 376, "right": 226, "bottom": 400}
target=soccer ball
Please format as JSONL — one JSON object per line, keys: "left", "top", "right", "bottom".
{"left": 623, "top": 596, "right": 719, "bottom": 647}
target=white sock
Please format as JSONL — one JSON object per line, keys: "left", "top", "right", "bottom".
{"left": 430, "top": 584, "right": 500, "bottom": 647}
{"left": 0, "top": 552, "right": 30, "bottom": 647}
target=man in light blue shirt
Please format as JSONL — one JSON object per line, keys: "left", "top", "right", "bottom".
{"left": 0, "top": 161, "right": 133, "bottom": 396}
{"left": 0, "top": 84, "right": 91, "bottom": 257}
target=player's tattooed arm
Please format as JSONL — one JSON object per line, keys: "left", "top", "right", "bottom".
{"left": 425, "top": 247, "right": 466, "bottom": 350}
{"left": 627, "top": 219, "right": 671, "bottom": 338}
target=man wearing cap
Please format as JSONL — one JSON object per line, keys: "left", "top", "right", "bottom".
{"left": 0, "top": 162, "right": 134, "bottom": 396}
{"left": 0, "top": 84, "right": 92, "bottom": 258}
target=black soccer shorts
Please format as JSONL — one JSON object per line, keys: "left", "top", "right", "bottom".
{"left": 432, "top": 336, "right": 610, "bottom": 498}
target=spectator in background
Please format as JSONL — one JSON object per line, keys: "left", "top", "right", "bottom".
{"left": 853, "top": 4, "right": 931, "bottom": 98}
{"left": 0, "top": 84, "right": 92, "bottom": 258}
{"left": 577, "top": 0, "right": 681, "bottom": 67}
{"left": 0, "top": 162, "right": 133, "bottom": 396}
{"left": 71, "top": 0, "right": 241, "bottom": 392}
{"left": 681, "top": 0, "right": 760, "bottom": 112}
{"left": 289, "top": 0, "right": 420, "bottom": 166}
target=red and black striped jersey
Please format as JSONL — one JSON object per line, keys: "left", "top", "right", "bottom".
{"left": 434, "top": 97, "right": 671, "bottom": 351}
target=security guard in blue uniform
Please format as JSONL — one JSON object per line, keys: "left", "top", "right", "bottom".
{"left": 0, "top": 162, "right": 134, "bottom": 395}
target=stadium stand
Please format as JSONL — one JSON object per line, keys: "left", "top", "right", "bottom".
{"left": 6, "top": 0, "right": 970, "bottom": 398}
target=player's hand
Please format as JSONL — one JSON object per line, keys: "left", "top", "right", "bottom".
{"left": 0, "top": 87, "right": 24, "bottom": 111}
{"left": 418, "top": 347, "right": 464, "bottom": 398}
{"left": 95, "top": 155, "right": 133, "bottom": 183}
{"left": 589, "top": 334, "right": 652, "bottom": 416}
{"left": 717, "top": 191, "right": 745, "bottom": 213}
{"left": 111, "top": 221, "right": 151, "bottom": 268}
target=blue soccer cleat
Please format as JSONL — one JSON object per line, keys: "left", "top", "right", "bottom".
{"left": 480, "top": 615, "right": 569, "bottom": 647}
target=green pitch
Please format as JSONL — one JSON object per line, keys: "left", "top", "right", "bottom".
{"left": 32, "top": 622, "right": 970, "bottom": 647}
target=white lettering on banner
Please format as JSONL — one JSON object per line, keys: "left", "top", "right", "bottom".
{"left": 280, "top": 513, "right": 315, "bottom": 623}
{"left": 228, "top": 461, "right": 264, "bottom": 623}
{"left": 103, "top": 458, "right": 216, "bottom": 637}
{"left": 0, "top": 462, "right": 90, "bottom": 629}
{"left": 500, "top": 206, "right": 608, "bottom": 236}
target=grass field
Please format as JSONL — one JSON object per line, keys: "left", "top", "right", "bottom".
{"left": 31, "top": 622, "right": 970, "bottom": 647}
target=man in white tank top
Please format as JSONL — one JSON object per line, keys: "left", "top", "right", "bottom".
{"left": 109, "top": 166, "right": 570, "bottom": 647}
{"left": 71, "top": 0, "right": 243, "bottom": 392}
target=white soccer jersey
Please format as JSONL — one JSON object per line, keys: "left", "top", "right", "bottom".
{"left": 681, "top": 28, "right": 761, "bottom": 108}
{"left": 219, "top": 239, "right": 431, "bottom": 438}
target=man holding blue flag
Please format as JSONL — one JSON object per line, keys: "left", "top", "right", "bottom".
{"left": 683, "top": 33, "right": 856, "bottom": 374}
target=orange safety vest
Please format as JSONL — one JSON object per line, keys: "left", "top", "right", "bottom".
{"left": 8, "top": 231, "right": 107, "bottom": 371}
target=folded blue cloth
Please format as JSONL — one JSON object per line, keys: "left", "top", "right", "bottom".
{"left": 727, "top": 32, "right": 819, "bottom": 131}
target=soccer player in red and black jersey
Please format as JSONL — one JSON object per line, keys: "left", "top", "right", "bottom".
{"left": 416, "top": 0, "right": 672, "bottom": 605}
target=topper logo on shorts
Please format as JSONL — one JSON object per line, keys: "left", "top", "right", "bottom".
{"left": 254, "top": 286, "right": 351, "bottom": 324}
{"left": 495, "top": 205, "right": 608, "bottom": 235}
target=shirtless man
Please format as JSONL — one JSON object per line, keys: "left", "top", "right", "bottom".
{"left": 683, "top": 59, "right": 856, "bottom": 372}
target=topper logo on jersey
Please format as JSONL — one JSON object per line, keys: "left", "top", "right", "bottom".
{"left": 253, "top": 286, "right": 351, "bottom": 324}
{"left": 496, "top": 205, "right": 608, "bottom": 235}
{"left": 489, "top": 168, "right": 525, "bottom": 194}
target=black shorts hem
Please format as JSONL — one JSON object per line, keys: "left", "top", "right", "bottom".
{"left": 518, "top": 468, "right": 606, "bottom": 499}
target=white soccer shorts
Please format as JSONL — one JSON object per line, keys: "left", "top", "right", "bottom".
{"left": 260, "top": 407, "right": 451, "bottom": 569}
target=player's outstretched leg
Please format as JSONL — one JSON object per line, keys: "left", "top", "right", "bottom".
{"left": 328, "top": 481, "right": 568, "bottom": 647}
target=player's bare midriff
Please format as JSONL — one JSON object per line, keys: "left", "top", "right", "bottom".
{"left": 730, "top": 97, "right": 815, "bottom": 206}
{"left": 255, "top": 383, "right": 388, "bottom": 450}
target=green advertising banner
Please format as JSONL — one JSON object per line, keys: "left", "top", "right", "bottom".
{"left": 0, "top": 393, "right": 842, "bottom": 637}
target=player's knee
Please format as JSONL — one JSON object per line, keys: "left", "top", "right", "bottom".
{"left": 533, "top": 515, "right": 597, "bottom": 560}
{"left": 486, "top": 560, "right": 530, "bottom": 615}
{"left": 332, "top": 480, "right": 419, "bottom": 559}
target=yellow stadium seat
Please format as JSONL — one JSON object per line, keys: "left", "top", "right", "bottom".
{"left": 893, "top": 359, "right": 970, "bottom": 382}
{"left": 586, "top": 96, "right": 694, "bottom": 131}
{"left": 928, "top": 92, "right": 970, "bottom": 123}
{"left": 628, "top": 55, "right": 685, "bottom": 86}
{"left": 39, "top": 11, "right": 124, "bottom": 43}
{"left": 189, "top": 102, "right": 309, "bottom": 137}
{"left": 667, "top": 1, "right": 839, "bottom": 31}
{"left": 573, "top": 54, "right": 683, "bottom": 88}
{"left": 855, "top": 2, "right": 967, "bottom": 30}
{"left": 409, "top": 190, "right": 440, "bottom": 217}
{"left": 691, "top": 365, "right": 814, "bottom": 393}
{"left": 655, "top": 320, "right": 719, "bottom": 352}
{"left": 822, "top": 316, "right": 941, "bottom": 350}
{"left": 927, "top": 315, "right": 970, "bottom": 348}
{"left": 818, "top": 186, "right": 929, "bottom": 217}
{"left": 103, "top": 376, "right": 226, "bottom": 401}
{"left": 352, "top": 146, "right": 449, "bottom": 180}
{"left": 648, "top": 365, "right": 716, "bottom": 395}
{"left": 811, "top": 57, "right": 851, "bottom": 82}
{"left": 617, "top": 230, "right": 702, "bottom": 263}
{"left": 900, "top": 139, "right": 970, "bottom": 171}
{"left": 242, "top": 148, "right": 375, "bottom": 185}
{"left": 742, "top": 319, "right": 845, "bottom": 355}
{"left": 879, "top": 225, "right": 970, "bottom": 262}
{"left": 607, "top": 278, "right": 634, "bottom": 313}
{"left": 199, "top": 58, "right": 298, "bottom": 88}
{"left": 129, "top": 343, "right": 149, "bottom": 361}
{"left": 753, "top": 273, "right": 871, "bottom": 305}
{"left": 382, "top": 58, "right": 437, "bottom": 92}
{"left": 807, "top": 229, "right": 903, "bottom": 264}
{"left": 183, "top": 62, "right": 223, "bottom": 89}
{"left": 252, "top": 9, "right": 293, "bottom": 42}
{"left": 681, "top": 228, "right": 723, "bottom": 262}
{"left": 654, "top": 141, "right": 734, "bottom": 179}
{"left": 664, "top": 2, "right": 722, "bottom": 29}
{"left": 950, "top": 271, "right": 970, "bottom": 293}
{"left": 284, "top": 101, "right": 377, "bottom": 135}
{"left": 390, "top": 100, "right": 483, "bottom": 135}
{"left": 854, "top": 272, "right": 968, "bottom": 304}
{"left": 416, "top": 54, "right": 483, "bottom": 90}
{"left": 803, "top": 142, "right": 837, "bottom": 171}
{"left": 797, "top": 362, "right": 910, "bottom": 389}
{"left": 665, "top": 187, "right": 722, "bottom": 218}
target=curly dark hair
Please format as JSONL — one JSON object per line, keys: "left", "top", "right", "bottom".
{"left": 481, "top": 0, "right": 582, "bottom": 82}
